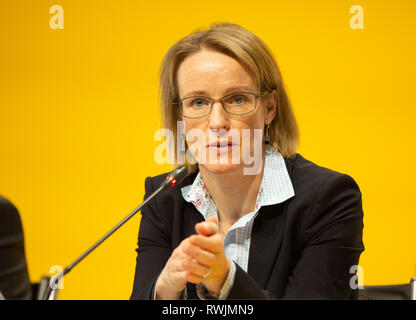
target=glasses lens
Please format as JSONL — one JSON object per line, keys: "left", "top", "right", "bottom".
{"left": 181, "top": 97, "right": 211, "bottom": 118}
{"left": 223, "top": 93, "right": 256, "bottom": 114}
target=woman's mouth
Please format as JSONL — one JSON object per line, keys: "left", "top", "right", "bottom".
{"left": 206, "top": 141, "right": 235, "bottom": 155}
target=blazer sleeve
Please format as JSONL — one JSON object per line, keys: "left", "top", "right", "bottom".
{"left": 226, "top": 173, "right": 365, "bottom": 299}
{"left": 130, "top": 177, "right": 173, "bottom": 300}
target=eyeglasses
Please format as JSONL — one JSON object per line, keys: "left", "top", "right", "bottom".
{"left": 175, "top": 91, "right": 269, "bottom": 119}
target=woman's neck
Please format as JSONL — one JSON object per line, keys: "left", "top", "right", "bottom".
{"left": 199, "top": 152, "right": 266, "bottom": 227}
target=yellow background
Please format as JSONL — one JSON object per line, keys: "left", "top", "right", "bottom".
{"left": 0, "top": 0, "right": 415, "bottom": 299}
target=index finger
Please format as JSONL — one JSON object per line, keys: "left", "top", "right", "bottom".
{"left": 189, "top": 234, "right": 224, "bottom": 254}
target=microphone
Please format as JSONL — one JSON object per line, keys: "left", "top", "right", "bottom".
{"left": 41, "top": 166, "right": 188, "bottom": 300}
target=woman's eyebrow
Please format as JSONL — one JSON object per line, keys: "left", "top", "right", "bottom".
{"left": 184, "top": 86, "right": 255, "bottom": 97}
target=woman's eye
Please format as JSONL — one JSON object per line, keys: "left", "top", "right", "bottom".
{"left": 192, "top": 99, "right": 208, "bottom": 108}
{"left": 228, "top": 95, "right": 246, "bottom": 105}
{"left": 234, "top": 96, "right": 244, "bottom": 104}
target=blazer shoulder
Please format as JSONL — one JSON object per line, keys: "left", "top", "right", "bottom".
{"left": 286, "top": 153, "right": 360, "bottom": 191}
{"left": 286, "top": 153, "right": 363, "bottom": 217}
{"left": 284, "top": 154, "right": 362, "bottom": 225}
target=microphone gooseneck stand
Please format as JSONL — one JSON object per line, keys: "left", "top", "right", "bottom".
{"left": 41, "top": 166, "right": 188, "bottom": 300}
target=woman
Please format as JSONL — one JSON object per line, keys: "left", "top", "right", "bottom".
{"left": 131, "top": 23, "right": 364, "bottom": 300}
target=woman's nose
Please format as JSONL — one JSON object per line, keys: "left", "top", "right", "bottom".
{"left": 208, "top": 101, "right": 229, "bottom": 130}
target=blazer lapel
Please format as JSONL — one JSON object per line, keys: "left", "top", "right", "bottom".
{"left": 247, "top": 201, "right": 287, "bottom": 288}
{"left": 247, "top": 155, "right": 295, "bottom": 287}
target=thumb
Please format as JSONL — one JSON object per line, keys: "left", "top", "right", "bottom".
{"left": 206, "top": 216, "right": 218, "bottom": 225}
{"left": 195, "top": 216, "right": 219, "bottom": 236}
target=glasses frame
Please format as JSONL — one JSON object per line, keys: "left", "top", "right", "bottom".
{"left": 175, "top": 91, "right": 270, "bottom": 119}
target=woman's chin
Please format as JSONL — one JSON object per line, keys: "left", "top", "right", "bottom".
{"left": 198, "top": 162, "right": 242, "bottom": 175}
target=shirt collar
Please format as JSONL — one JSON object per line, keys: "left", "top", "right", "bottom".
{"left": 181, "top": 145, "right": 295, "bottom": 219}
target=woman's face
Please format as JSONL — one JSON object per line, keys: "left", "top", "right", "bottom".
{"left": 176, "top": 49, "right": 276, "bottom": 175}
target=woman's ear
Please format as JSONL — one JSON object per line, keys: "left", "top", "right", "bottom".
{"left": 264, "top": 89, "right": 278, "bottom": 125}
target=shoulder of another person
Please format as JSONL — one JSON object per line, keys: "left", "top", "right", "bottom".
{"left": 0, "top": 195, "right": 14, "bottom": 207}
{"left": 0, "top": 195, "right": 23, "bottom": 237}
{"left": 0, "top": 195, "right": 19, "bottom": 217}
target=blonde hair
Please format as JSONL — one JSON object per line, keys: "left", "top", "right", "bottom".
{"left": 159, "top": 22, "right": 299, "bottom": 174}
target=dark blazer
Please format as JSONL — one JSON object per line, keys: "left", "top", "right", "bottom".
{"left": 131, "top": 153, "right": 365, "bottom": 299}
{"left": 0, "top": 196, "right": 32, "bottom": 300}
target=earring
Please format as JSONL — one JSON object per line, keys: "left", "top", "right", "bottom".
{"left": 179, "top": 133, "right": 186, "bottom": 155}
{"left": 265, "top": 124, "right": 270, "bottom": 145}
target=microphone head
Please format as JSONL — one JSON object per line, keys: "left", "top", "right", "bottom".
{"left": 163, "top": 166, "right": 188, "bottom": 189}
